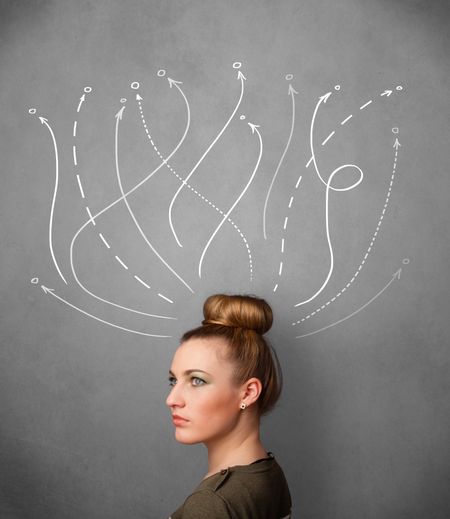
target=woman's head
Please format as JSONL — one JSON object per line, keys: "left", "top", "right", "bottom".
{"left": 166, "top": 295, "right": 283, "bottom": 445}
{"left": 181, "top": 294, "right": 282, "bottom": 416}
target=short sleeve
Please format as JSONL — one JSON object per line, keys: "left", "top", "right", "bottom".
{"left": 178, "top": 489, "right": 234, "bottom": 519}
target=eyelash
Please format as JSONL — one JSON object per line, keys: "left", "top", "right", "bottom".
{"left": 168, "top": 376, "right": 206, "bottom": 387}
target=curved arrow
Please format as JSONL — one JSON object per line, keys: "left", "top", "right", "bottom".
{"left": 137, "top": 88, "right": 253, "bottom": 280}
{"left": 73, "top": 76, "right": 191, "bottom": 236}
{"left": 295, "top": 90, "right": 364, "bottom": 307}
{"left": 114, "top": 106, "right": 193, "bottom": 292}
{"left": 41, "top": 285, "right": 173, "bottom": 338}
{"left": 77, "top": 94, "right": 86, "bottom": 113}
{"left": 309, "top": 92, "right": 360, "bottom": 192}
{"left": 295, "top": 135, "right": 401, "bottom": 323}
{"left": 137, "top": 77, "right": 191, "bottom": 159}
{"left": 198, "top": 122, "right": 263, "bottom": 278}
{"left": 70, "top": 107, "right": 193, "bottom": 319}
{"left": 70, "top": 82, "right": 194, "bottom": 311}
{"left": 295, "top": 268, "right": 403, "bottom": 338}
{"left": 263, "top": 84, "right": 298, "bottom": 240}
{"left": 39, "top": 117, "right": 68, "bottom": 285}
{"left": 168, "top": 70, "right": 246, "bottom": 248}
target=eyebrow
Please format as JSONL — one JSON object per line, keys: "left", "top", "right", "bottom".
{"left": 169, "top": 369, "right": 211, "bottom": 377}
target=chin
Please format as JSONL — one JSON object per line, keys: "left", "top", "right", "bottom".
{"left": 174, "top": 429, "right": 203, "bottom": 445}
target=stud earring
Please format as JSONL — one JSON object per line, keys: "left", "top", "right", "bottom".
{"left": 240, "top": 402, "right": 246, "bottom": 410}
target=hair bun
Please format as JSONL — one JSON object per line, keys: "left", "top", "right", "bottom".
{"left": 202, "top": 294, "right": 273, "bottom": 335}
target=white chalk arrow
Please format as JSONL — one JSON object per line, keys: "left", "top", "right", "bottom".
{"left": 113, "top": 105, "right": 194, "bottom": 293}
{"left": 263, "top": 83, "right": 298, "bottom": 239}
{"left": 381, "top": 90, "right": 393, "bottom": 97}
{"left": 198, "top": 122, "right": 263, "bottom": 278}
{"left": 295, "top": 136, "right": 400, "bottom": 325}
{"left": 136, "top": 83, "right": 252, "bottom": 277}
{"left": 168, "top": 77, "right": 183, "bottom": 88}
{"left": 39, "top": 116, "right": 68, "bottom": 285}
{"left": 295, "top": 268, "right": 402, "bottom": 338}
{"left": 41, "top": 285, "right": 173, "bottom": 338}
{"left": 137, "top": 77, "right": 191, "bottom": 162}
{"left": 168, "top": 69, "right": 246, "bottom": 248}
{"left": 297, "top": 90, "right": 364, "bottom": 307}
{"left": 70, "top": 80, "right": 195, "bottom": 311}
{"left": 69, "top": 106, "right": 194, "bottom": 317}
{"left": 288, "top": 84, "right": 299, "bottom": 96}
{"left": 115, "top": 106, "right": 125, "bottom": 120}
{"left": 77, "top": 94, "right": 86, "bottom": 113}
{"left": 393, "top": 138, "right": 401, "bottom": 150}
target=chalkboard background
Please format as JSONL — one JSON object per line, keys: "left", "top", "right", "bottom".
{"left": 1, "top": 0, "right": 449, "bottom": 517}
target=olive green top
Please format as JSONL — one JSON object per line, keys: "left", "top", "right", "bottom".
{"left": 169, "top": 454, "right": 292, "bottom": 518}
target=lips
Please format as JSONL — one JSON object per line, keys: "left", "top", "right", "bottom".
{"left": 172, "top": 414, "right": 189, "bottom": 426}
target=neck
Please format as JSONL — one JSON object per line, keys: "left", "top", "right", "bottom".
{"left": 203, "top": 416, "right": 268, "bottom": 479}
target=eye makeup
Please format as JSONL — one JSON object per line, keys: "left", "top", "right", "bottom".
{"left": 168, "top": 369, "right": 212, "bottom": 386}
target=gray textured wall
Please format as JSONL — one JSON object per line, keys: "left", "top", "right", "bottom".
{"left": 1, "top": 0, "right": 449, "bottom": 517}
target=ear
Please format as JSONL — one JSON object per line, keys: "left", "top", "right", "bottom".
{"left": 240, "top": 377, "right": 263, "bottom": 407}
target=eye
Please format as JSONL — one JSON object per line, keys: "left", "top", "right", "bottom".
{"left": 191, "top": 376, "right": 206, "bottom": 387}
{"left": 168, "top": 376, "right": 177, "bottom": 387}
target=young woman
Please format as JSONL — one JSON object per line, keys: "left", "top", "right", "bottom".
{"left": 167, "top": 294, "right": 292, "bottom": 518}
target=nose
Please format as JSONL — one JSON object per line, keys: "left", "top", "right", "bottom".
{"left": 166, "top": 383, "right": 185, "bottom": 409}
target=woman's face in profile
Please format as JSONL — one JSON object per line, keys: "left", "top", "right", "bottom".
{"left": 166, "top": 337, "right": 242, "bottom": 445}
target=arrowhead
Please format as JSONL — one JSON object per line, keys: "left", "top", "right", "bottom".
{"left": 393, "top": 268, "right": 402, "bottom": 280}
{"left": 80, "top": 94, "right": 86, "bottom": 102}
{"left": 115, "top": 106, "right": 125, "bottom": 120}
{"left": 41, "top": 285, "right": 55, "bottom": 294}
{"left": 319, "top": 92, "right": 332, "bottom": 103}
{"left": 237, "top": 70, "right": 247, "bottom": 81}
{"left": 39, "top": 117, "right": 48, "bottom": 125}
{"left": 381, "top": 90, "right": 393, "bottom": 97}
{"left": 248, "top": 122, "right": 260, "bottom": 134}
{"left": 136, "top": 94, "right": 143, "bottom": 101}
{"left": 288, "top": 84, "right": 299, "bottom": 96}
{"left": 167, "top": 77, "right": 183, "bottom": 88}
{"left": 393, "top": 138, "right": 401, "bottom": 149}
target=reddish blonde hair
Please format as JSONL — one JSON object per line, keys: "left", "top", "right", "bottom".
{"left": 181, "top": 294, "right": 282, "bottom": 415}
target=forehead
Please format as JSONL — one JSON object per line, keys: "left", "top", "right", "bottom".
{"left": 171, "top": 337, "right": 230, "bottom": 372}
